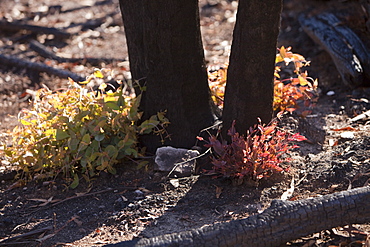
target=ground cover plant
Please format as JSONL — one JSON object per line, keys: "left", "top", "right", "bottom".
{"left": 2, "top": 71, "right": 169, "bottom": 188}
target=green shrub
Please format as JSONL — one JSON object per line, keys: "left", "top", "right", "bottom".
{"left": 2, "top": 76, "right": 168, "bottom": 188}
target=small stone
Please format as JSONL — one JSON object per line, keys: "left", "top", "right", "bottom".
{"left": 326, "top": 91, "right": 335, "bottom": 96}
{"left": 155, "top": 146, "right": 200, "bottom": 177}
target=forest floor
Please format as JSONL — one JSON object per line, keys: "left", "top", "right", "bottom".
{"left": 1, "top": 0, "right": 370, "bottom": 246}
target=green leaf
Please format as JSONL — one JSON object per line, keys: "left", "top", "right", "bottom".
{"left": 78, "top": 133, "right": 91, "bottom": 152}
{"left": 107, "top": 166, "right": 117, "bottom": 175}
{"left": 70, "top": 173, "right": 79, "bottom": 189}
{"left": 104, "top": 145, "right": 118, "bottom": 158}
{"left": 105, "top": 101, "right": 119, "bottom": 110}
{"left": 137, "top": 160, "right": 149, "bottom": 169}
{"left": 117, "top": 89, "right": 125, "bottom": 108}
{"left": 68, "top": 138, "right": 79, "bottom": 151}
{"left": 124, "top": 148, "right": 138, "bottom": 157}
{"left": 81, "top": 133, "right": 91, "bottom": 145}
{"left": 139, "top": 119, "right": 160, "bottom": 134}
{"left": 129, "top": 94, "right": 141, "bottom": 120}
{"left": 56, "top": 129, "right": 70, "bottom": 141}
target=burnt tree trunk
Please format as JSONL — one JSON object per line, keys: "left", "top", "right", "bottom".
{"left": 118, "top": 1, "right": 147, "bottom": 89}
{"left": 119, "top": 1, "right": 216, "bottom": 153}
{"left": 222, "top": 0, "right": 282, "bottom": 136}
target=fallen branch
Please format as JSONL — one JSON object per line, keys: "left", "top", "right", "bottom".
{"left": 0, "top": 20, "right": 71, "bottom": 39}
{"left": 0, "top": 54, "right": 84, "bottom": 82}
{"left": 105, "top": 186, "right": 370, "bottom": 247}
{"left": 29, "top": 40, "right": 123, "bottom": 66}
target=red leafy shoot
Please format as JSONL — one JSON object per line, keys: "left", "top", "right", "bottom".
{"left": 205, "top": 118, "right": 306, "bottom": 182}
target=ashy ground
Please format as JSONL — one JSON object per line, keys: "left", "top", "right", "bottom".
{"left": 1, "top": 0, "right": 370, "bottom": 246}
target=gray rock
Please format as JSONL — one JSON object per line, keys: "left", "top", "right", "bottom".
{"left": 154, "top": 146, "right": 200, "bottom": 177}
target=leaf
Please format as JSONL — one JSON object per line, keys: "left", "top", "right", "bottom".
{"left": 298, "top": 75, "right": 308, "bottom": 86}
{"left": 139, "top": 119, "right": 160, "bottom": 134}
{"left": 45, "top": 128, "right": 56, "bottom": 138}
{"left": 105, "top": 101, "right": 120, "bottom": 110}
{"left": 129, "top": 94, "right": 141, "bottom": 120}
{"left": 94, "top": 69, "right": 104, "bottom": 78}
{"left": 281, "top": 178, "right": 294, "bottom": 200}
{"left": 99, "top": 82, "right": 107, "bottom": 91}
{"left": 79, "top": 75, "right": 93, "bottom": 85}
{"left": 68, "top": 138, "right": 79, "bottom": 151}
{"left": 6, "top": 180, "right": 25, "bottom": 191}
{"left": 70, "top": 174, "right": 79, "bottom": 189}
{"left": 81, "top": 133, "right": 91, "bottom": 145}
{"left": 78, "top": 134, "right": 91, "bottom": 152}
{"left": 105, "top": 145, "right": 118, "bottom": 158}
{"left": 56, "top": 129, "right": 70, "bottom": 141}
{"left": 20, "top": 119, "right": 32, "bottom": 126}
{"left": 214, "top": 185, "right": 223, "bottom": 199}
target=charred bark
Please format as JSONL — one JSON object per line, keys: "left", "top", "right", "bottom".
{"left": 105, "top": 186, "right": 370, "bottom": 247}
{"left": 222, "top": 0, "right": 282, "bottom": 137}
{"left": 299, "top": 12, "right": 370, "bottom": 87}
{"left": 119, "top": 1, "right": 217, "bottom": 153}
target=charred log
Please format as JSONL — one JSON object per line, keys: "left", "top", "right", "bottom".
{"left": 106, "top": 186, "right": 370, "bottom": 247}
{"left": 299, "top": 12, "right": 370, "bottom": 87}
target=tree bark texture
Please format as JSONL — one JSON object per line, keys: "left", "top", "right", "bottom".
{"left": 299, "top": 12, "right": 370, "bottom": 87}
{"left": 222, "top": 0, "right": 282, "bottom": 137}
{"left": 119, "top": 1, "right": 216, "bottom": 153}
{"left": 105, "top": 186, "right": 370, "bottom": 247}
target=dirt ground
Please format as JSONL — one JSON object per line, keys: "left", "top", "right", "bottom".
{"left": 1, "top": 0, "right": 370, "bottom": 246}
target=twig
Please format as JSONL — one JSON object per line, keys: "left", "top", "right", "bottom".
{"left": 48, "top": 188, "right": 115, "bottom": 208}
{"left": 0, "top": 20, "right": 71, "bottom": 39}
{"left": 349, "top": 109, "right": 370, "bottom": 123}
{"left": 0, "top": 54, "right": 84, "bottom": 82}
{"left": 167, "top": 148, "right": 212, "bottom": 177}
{"left": 29, "top": 40, "right": 123, "bottom": 66}
{"left": 0, "top": 226, "right": 52, "bottom": 245}
{"left": 25, "top": 187, "right": 136, "bottom": 215}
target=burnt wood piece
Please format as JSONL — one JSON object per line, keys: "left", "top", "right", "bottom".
{"left": 0, "top": 54, "right": 84, "bottom": 82}
{"left": 0, "top": 20, "right": 71, "bottom": 39}
{"left": 29, "top": 40, "right": 122, "bottom": 66}
{"left": 106, "top": 186, "right": 370, "bottom": 247}
{"left": 299, "top": 12, "right": 370, "bottom": 87}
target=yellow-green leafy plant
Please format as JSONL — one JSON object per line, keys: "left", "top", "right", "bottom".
{"left": 208, "top": 46, "right": 318, "bottom": 115}
{"left": 2, "top": 73, "right": 169, "bottom": 188}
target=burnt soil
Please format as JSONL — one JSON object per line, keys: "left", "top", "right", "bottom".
{"left": 1, "top": 0, "right": 370, "bottom": 246}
